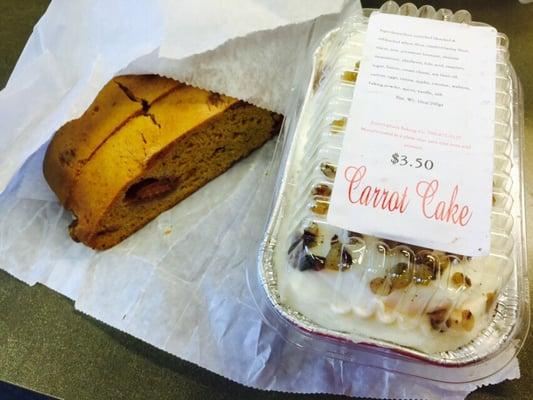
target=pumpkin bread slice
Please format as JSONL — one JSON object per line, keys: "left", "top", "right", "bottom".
{"left": 44, "top": 75, "right": 282, "bottom": 250}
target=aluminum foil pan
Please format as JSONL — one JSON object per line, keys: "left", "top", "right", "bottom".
{"left": 255, "top": 3, "right": 529, "bottom": 370}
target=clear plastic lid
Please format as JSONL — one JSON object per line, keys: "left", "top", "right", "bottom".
{"left": 251, "top": 1, "right": 529, "bottom": 383}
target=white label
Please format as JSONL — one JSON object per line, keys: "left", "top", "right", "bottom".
{"left": 327, "top": 13, "right": 496, "bottom": 256}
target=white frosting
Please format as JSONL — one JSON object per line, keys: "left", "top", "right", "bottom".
{"left": 276, "top": 236, "right": 511, "bottom": 353}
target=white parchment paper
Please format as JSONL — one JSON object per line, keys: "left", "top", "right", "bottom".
{"left": 0, "top": 1, "right": 520, "bottom": 399}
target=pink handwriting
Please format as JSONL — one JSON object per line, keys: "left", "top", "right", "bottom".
{"left": 416, "top": 180, "right": 472, "bottom": 226}
{"left": 344, "top": 166, "right": 409, "bottom": 213}
{"left": 342, "top": 166, "right": 473, "bottom": 227}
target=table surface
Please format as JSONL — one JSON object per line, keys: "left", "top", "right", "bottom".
{"left": 0, "top": 1, "right": 531, "bottom": 399}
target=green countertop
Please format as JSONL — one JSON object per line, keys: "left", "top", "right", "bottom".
{"left": 0, "top": 1, "right": 531, "bottom": 399}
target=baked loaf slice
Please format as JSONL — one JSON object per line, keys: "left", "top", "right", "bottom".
{"left": 43, "top": 75, "right": 282, "bottom": 250}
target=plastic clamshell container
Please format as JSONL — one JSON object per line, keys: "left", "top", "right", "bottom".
{"left": 252, "top": 2, "right": 529, "bottom": 382}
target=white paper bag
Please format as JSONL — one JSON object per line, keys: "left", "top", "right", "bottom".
{"left": 0, "top": 1, "right": 520, "bottom": 398}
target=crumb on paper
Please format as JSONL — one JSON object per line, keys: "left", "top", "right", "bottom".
{"left": 164, "top": 228, "right": 172, "bottom": 235}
